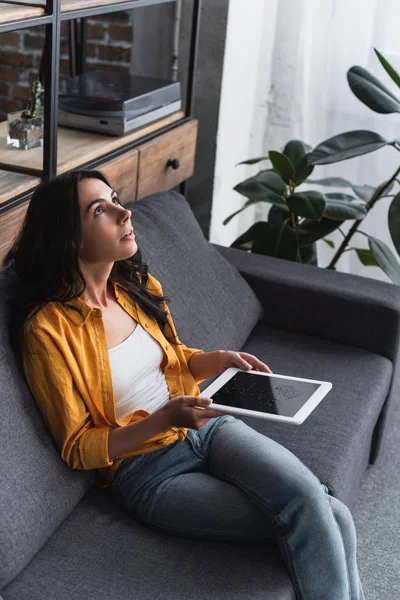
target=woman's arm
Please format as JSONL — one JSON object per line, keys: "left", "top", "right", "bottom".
{"left": 22, "top": 324, "right": 114, "bottom": 470}
{"left": 187, "top": 350, "right": 224, "bottom": 381}
{"left": 107, "top": 410, "right": 168, "bottom": 460}
{"left": 108, "top": 395, "right": 226, "bottom": 459}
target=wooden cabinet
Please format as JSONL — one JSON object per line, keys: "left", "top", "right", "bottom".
{"left": 0, "top": 202, "right": 29, "bottom": 266}
{"left": 90, "top": 119, "right": 198, "bottom": 205}
{"left": 96, "top": 149, "right": 139, "bottom": 205}
{"left": 0, "top": 119, "right": 198, "bottom": 265}
{"left": 137, "top": 120, "right": 197, "bottom": 200}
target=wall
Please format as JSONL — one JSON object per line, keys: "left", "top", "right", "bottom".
{"left": 0, "top": 12, "right": 133, "bottom": 121}
{"left": 180, "top": 0, "right": 230, "bottom": 238}
{"left": 210, "top": 0, "right": 279, "bottom": 247}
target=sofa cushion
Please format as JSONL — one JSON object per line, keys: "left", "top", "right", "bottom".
{"left": 0, "top": 269, "right": 95, "bottom": 590}
{"left": 234, "top": 323, "right": 392, "bottom": 508}
{"left": 125, "top": 191, "right": 264, "bottom": 353}
{"left": 1, "top": 487, "right": 295, "bottom": 600}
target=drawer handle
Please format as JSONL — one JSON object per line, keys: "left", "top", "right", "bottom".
{"left": 167, "top": 158, "right": 180, "bottom": 170}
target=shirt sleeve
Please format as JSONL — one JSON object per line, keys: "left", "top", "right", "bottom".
{"left": 146, "top": 273, "right": 206, "bottom": 384}
{"left": 21, "top": 324, "right": 114, "bottom": 471}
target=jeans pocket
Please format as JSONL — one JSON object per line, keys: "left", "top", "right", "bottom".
{"left": 111, "top": 453, "right": 152, "bottom": 489}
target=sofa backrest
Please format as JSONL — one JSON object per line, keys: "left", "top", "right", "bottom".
{"left": 0, "top": 269, "right": 96, "bottom": 590}
{"left": 125, "top": 191, "right": 264, "bottom": 381}
{"left": 0, "top": 190, "right": 263, "bottom": 589}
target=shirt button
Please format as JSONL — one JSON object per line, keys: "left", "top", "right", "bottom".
{"left": 145, "top": 323, "right": 150, "bottom": 328}
{"left": 165, "top": 345, "right": 169, "bottom": 350}
{"left": 172, "top": 388, "right": 178, "bottom": 394}
{"left": 168, "top": 365, "right": 174, "bottom": 370}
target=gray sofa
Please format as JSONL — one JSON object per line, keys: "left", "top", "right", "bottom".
{"left": 1, "top": 190, "right": 399, "bottom": 600}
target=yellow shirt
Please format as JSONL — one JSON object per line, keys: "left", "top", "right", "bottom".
{"left": 21, "top": 273, "right": 205, "bottom": 489}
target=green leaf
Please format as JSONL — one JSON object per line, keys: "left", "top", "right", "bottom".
{"left": 230, "top": 221, "right": 299, "bottom": 262}
{"left": 295, "top": 153, "right": 314, "bottom": 184}
{"left": 268, "top": 151, "right": 295, "bottom": 184}
{"left": 355, "top": 248, "right": 380, "bottom": 266}
{"left": 286, "top": 191, "right": 326, "bottom": 219}
{"left": 252, "top": 222, "right": 298, "bottom": 261}
{"left": 388, "top": 191, "right": 400, "bottom": 256}
{"left": 376, "top": 179, "right": 395, "bottom": 196}
{"left": 282, "top": 140, "right": 312, "bottom": 166}
{"left": 322, "top": 238, "right": 335, "bottom": 249}
{"left": 347, "top": 66, "right": 400, "bottom": 114}
{"left": 236, "top": 156, "right": 270, "bottom": 166}
{"left": 369, "top": 235, "right": 400, "bottom": 284}
{"left": 297, "top": 218, "right": 343, "bottom": 246}
{"left": 230, "top": 222, "right": 267, "bottom": 249}
{"left": 324, "top": 198, "right": 367, "bottom": 220}
{"left": 374, "top": 48, "right": 400, "bottom": 90}
{"left": 307, "top": 178, "right": 375, "bottom": 202}
{"left": 307, "top": 177, "right": 355, "bottom": 187}
{"left": 234, "top": 170, "right": 287, "bottom": 208}
{"left": 325, "top": 192, "right": 360, "bottom": 202}
{"left": 223, "top": 198, "right": 261, "bottom": 225}
{"left": 308, "top": 130, "right": 391, "bottom": 165}
{"left": 268, "top": 205, "right": 291, "bottom": 224}
{"left": 350, "top": 185, "right": 376, "bottom": 202}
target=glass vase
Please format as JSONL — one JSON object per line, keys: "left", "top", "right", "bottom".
{"left": 7, "top": 109, "right": 44, "bottom": 150}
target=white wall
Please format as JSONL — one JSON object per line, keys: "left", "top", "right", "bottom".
{"left": 210, "top": 0, "right": 279, "bottom": 247}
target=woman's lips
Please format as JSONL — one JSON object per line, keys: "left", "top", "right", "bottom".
{"left": 121, "top": 231, "right": 135, "bottom": 242}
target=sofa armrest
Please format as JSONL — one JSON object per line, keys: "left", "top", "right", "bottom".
{"left": 212, "top": 243, "right": 400, "bottom": 361}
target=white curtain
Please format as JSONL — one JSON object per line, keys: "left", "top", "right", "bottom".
{"left": 251, "top": 0, "right": 400, "bottom": 282}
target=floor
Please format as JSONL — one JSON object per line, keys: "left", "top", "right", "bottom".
{"left": 352, "top": 399, "right": 400, "bottom": 599}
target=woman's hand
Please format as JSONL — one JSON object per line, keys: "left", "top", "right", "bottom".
{"left": 218, "top": 351, "right": 273, "bottom": 374}
{"left": 157, "top": 395, "right": 227, "bottom": 430}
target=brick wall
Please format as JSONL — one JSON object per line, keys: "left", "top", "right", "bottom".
{"left": 0, "top": 11, "right": 133, "bottom": 121}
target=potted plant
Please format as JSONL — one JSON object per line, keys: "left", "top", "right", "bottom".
{"left": 7, "top": 78, "right": 44, "bottom": 150}
{"left": 225, "top": 49, "right": 400, "bottom": 284}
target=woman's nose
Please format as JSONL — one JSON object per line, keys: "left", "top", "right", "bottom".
{"left": 121, "top": 207, "right": 132, "bottom": 221}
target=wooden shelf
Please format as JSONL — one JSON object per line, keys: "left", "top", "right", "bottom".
{"left": 0, "top": 170, "right": 40, "bottom": 206}
{"left": 0, "top": 0, "right": 160, "bottom": 18}
{"left": 61, "top": 0, "right": 141, "bottom": 11}
{"left": 0, "top": 111, "right": 184, "bottom": 176}
{"left": 0, "top": 3, "right": 45, "bottom": 25}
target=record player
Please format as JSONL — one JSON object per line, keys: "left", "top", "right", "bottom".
{"left": 58, "top": 70, "right": 181, "bottom": 136}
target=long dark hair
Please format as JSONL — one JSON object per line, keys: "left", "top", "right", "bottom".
{"left": 4, "top": 169, "right": 181, "bottom": 372}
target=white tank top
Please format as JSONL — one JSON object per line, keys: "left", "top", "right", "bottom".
{"left": 108, "top": 323, "right": 170, "bottom": 420}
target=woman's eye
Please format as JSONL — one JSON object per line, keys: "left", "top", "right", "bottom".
{"left": 94, "top": 197, "right": 121, "bottom": 215}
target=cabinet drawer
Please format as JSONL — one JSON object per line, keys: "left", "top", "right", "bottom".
{"left": 137, "top": 120, "right": 198, "bottom": 200}
{"left": 97, "top": 149, "right": 139, "bottom": 205}
{"left": 0, "top": 202, "right": 29, "bottom": 267}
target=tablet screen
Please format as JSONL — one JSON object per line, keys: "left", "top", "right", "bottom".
{"left": 210, "top": 372, "right": 321, "bottom": 417}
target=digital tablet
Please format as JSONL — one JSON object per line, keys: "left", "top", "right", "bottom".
{"left": 200, "top": 368, "right": 332, "bottom": 425}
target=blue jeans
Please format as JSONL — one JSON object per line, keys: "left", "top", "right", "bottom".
{"left": 108, "top": 415, "right": 365, "bottom": 600}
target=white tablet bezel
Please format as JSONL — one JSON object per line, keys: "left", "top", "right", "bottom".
{"left": 201, "top": 368, "right": 332, "bottom": 425}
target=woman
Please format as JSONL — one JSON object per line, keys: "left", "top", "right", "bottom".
{"left": 5, "top": 169, "right": 365, "bottom": 600}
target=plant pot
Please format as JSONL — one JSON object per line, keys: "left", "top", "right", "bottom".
{"left": 7, "top": 109, "right": 44, "bottom": 150}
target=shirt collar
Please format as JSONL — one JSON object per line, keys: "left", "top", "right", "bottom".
{"left": 59, "top": 279, "right": 129, "bottom": 327}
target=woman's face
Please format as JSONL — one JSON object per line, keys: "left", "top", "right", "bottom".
{"left": 78, "top": 177, "right": 138, "bottom": 263}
